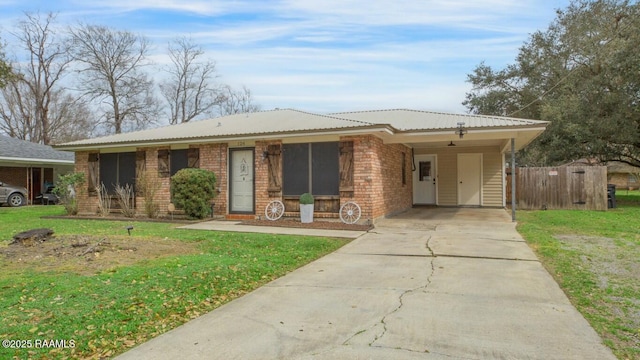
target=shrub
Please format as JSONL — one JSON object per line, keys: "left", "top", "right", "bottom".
{"left": 52, "top": 172, "right": 85, "bottom": 215}
{"left": 136, "top": 168, "right": 161, "bottom": 218}
{"left": 171, "top": 168, "right": 217, "bottom": 219}
{"left": 115, "top": 183, "right": 136, "bottom": 218}
{"left": 96, "top": 183, "right": 111, "bottom": 217}
{"left": 299, "top": 193, "right": 314, "bottom": 205}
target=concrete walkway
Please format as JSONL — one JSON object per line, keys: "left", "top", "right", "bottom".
{"left": 179, "top": 220, "right": 365, "bottom": 239}
{"left": 117, "top": 208, "right": 615, "bottom": 360}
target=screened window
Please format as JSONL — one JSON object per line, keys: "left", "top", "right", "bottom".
{"left": 283, "top": 142, "right": 339, "bottom": 196}
{"left": 159, "top": 148, "right": 199, "bottom": 178}
{"left": 283, "top": 144, "right": 309, "bottom": 195}
{"left": 170, "top": 149, "right": 189, "bottom": 176}
{"left": 99, "top": 152, "right": 136, "bottom": 194}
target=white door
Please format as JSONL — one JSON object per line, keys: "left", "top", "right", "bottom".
{"left": 458, "top": 153, "right": 482, "bottom": 206}
{"left": 230, "top": 149, "right": 254, "bottom": 213}
{"left": 413, "top": 155, "right": 436, "bottom": 204}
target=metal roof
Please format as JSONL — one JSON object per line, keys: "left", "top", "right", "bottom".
{"left": 331, "top": 109, "right": 548, "bottom": 131}
{"left": 57, "top": 109, "right": 375, "bottom": 148}
{"left": 0, "top": 135, "right": 74, "bottom": 163}
{"left": 55, "top": 108, "right": 549, "bottom": 150}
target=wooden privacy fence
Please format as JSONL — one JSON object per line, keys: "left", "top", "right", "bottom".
{"left": 506, "top": 166, "right": 608, "bottom": 210}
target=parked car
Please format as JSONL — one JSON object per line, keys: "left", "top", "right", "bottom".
{"left": 35, "top": 184, "right": 59, "bottom": 205}
{"left": 0, "top": 181, "right": 28, "bottom": 207}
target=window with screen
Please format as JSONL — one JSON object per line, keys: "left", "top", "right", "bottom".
{"left": 170, "top": 149, "right": 189, "bottom": 176}
{"left": 282, "top": 143, "right": 309, "bottom": 195}
{"left": 311, "top": 142, "right": 339, "bottom": 195}
{"left": 99, "top": 152, "right": 136, "bottom": 194}
{"left": 283, "top": 142, "right": 339, "bottom": 196}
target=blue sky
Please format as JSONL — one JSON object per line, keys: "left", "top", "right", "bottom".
{"left": 0, "top": 0, "right": 570, "bottom": 114}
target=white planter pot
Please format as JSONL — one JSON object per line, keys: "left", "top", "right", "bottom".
{"left": 300, "top": 203, "right": 314, "bottom": 223}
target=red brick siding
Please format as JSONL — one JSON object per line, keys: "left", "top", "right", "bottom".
{"left": 75, "top": 151, "right": 97, "bottom": 215}
{"left": 73, "top": 135, "right": 412, "bottom": 221}
{"left": 341, "top": 135, "right": 412, "bottom": 222}
{"left": 199, "top": 144, "right": 228, "bottom": 215}
{"left": 0, "top": 167, "right": 28, "bottom": 189}
{"left": 254, "top": 141, "right": 282, "bottom": 219}
{"left": 76, "top": 145, "right": 230, "bottom": 216}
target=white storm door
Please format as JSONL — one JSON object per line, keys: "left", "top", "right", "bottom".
{"left": 458, "top": 153, "right": 482, "bottom": 206}
{"left": 230, "top": 149, "right": 254, "bottom": 213}
{"left": 413, "top": 155, "right": 436, "bottom": 204}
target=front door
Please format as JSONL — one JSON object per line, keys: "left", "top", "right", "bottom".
{"left": 458, "top": 153, "right": 482, "bottom": 206}
{"left": 230, "top": 149, "right": 254, "bottom": 213}
{"left": 413, "top": 155, "right": 436, "bottom": 204}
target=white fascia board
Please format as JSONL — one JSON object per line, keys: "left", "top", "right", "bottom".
{"left": 0, "top": 156, "right": 74, "bottom": 165}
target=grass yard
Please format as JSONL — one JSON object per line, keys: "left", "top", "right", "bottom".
{"left": 517, "top": 190, "right": 640, "bottom": 359}
{"left": 0, "top": 206, "right": 348, "bottom": 359}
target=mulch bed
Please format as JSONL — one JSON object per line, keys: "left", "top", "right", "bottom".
{"left": 240, "top": 219, "right": 373, "bottom": 231}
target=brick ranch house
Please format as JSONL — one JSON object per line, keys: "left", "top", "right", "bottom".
{"left": 54, "top": 109, "right": 548, "bottom": 222}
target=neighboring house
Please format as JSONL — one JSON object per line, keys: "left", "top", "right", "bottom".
{"left": 607, "top": 161, "right": 640, "bottom": 190}
{"left": 562, "top": 159, "right": 640, "bottom": 190}
{"left": 0, "top": 135, "right": 75, "bottom": 203}
{"left": 54, "top": 109, "right": 548, "bottom": 222}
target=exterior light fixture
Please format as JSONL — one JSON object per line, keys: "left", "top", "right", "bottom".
{"left": 448, "top": 141, "right": 456, "bottom": 147}
{"left": 455, "top": 122, "right": 468, "bottom": 139}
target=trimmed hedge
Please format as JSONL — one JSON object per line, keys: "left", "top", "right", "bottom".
{"left": 171, "top": 168, "right": 217, "bottom": 219}
{"left": 299, "top": 193, "right": 314, "bottom": 205}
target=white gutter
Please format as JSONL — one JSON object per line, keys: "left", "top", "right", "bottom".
{"left": 0, "top": 156, "right": 75, "bottom": 165}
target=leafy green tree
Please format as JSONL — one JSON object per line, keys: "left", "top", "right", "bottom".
{"left": 53, "top": 172, "right": 85, "bottom": 215}
{"left": 464, "top": 0, "right": 640, "bottom": 166}
{"left": 0, "top": 36, "right": 11, "bottom": 88}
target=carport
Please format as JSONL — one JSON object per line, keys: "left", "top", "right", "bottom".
{"left": 334, "top": 110, "right": 546, "bottom": 218}
{"left": 0, "top": 135, "right": 74, "bottom": 204}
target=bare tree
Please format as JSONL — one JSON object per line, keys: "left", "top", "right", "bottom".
{"left": 46, "top": 91, "right": 94, "bottom": 143}
{"left": 69, "top": 24, "right": 160, "bottom": 134}
{"left": 160, "top": 37, "right": 221, "bottom": 124}
{"left": 0, "top": 80, "right": 34, "bottom": 139}
{"left": 5, "top": 12, "right": 73, "bottom": 144}
{"left": 217, "top": 85, "right": 260, "bottom": 116}
{"left": 0, "top": 79, "right": 93, "bottom": 143}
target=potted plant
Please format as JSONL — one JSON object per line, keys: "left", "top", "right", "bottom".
{"left": 299, "top": 193, "right": 314, "bottom": 223}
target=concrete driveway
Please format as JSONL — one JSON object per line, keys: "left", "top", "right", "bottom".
{"left": 116, "top": 208, "right": 615, "bottom": 360}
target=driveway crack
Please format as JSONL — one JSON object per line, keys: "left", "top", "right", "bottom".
{"left": 344, "top": 234, "right": 436, "bottom": 353}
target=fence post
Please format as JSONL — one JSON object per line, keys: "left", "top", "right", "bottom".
{"left": 511, "top": 138, "right": 516, "bottom": 222}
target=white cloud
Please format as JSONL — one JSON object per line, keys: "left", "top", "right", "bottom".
{"left": 0, "top": 0, "right": 570, "bottom": 114}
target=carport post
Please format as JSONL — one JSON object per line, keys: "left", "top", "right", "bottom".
{"left": 511, "top": 138, "right": 516, "bottom": 222}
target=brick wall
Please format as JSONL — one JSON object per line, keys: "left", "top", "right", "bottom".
{"left": 76, "top": 144, "right": 230, "bottom": 217}
{"left": 72, "top": 135, "right": 412, "bottom": 221}
{"left": 199, "top": 143, "right": 228, "bottom": 215}
{"left": 132, "top": 147, "right": 171, "bottom": 216}
{"left": 0, "top": 167, "right": 28, "bottom": 189}
{"left": 342, "top": 135, "right": 412, "bottom": 222}
{"left": 254, "top": 141, "right": 282, "bottom": 219}
{"left": 75, "top": 151, "right": 97, "bottom": 215}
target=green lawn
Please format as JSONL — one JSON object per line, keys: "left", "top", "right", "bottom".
{"left": 0, "top": 206, "right": 348, "bottom": 359}
{"left": 517, "top": 190, "right": 640, "bottom": 359}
